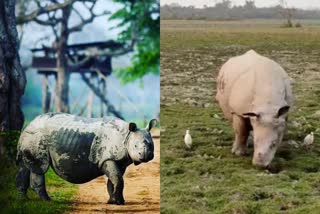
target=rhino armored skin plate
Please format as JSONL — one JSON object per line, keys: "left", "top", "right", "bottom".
{"left": 216, "top": 50, "right": 293, "bottom": 168}
{"left": 15, "top": 112, "right": 157, "bottom": 205}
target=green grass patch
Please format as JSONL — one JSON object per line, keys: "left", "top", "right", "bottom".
{"left": 161, "top": 20, "right": 320, "bottom": 52}
{"left": 161, "top": 20, "right": 320, "bottom": 213}
{"left": 0, "top": 131, "right": 77, "bottom": 214}
{"left": 161, "top": 105, "right": 320, "bottom": 214}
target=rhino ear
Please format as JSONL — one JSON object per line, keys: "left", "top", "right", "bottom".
{"left": 129, "top": 123, "right": 137, "bottom": 132}
{"left": 242, "top": 112, "right": 260, "bottom": 118}
{"left": 146, "top": 119, "right": 158, "bottom": 132}
{"left": 277, "top": 106, "right": 290, "bottom": 118}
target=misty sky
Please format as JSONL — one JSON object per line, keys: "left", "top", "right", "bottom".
{"left": 160, "top": 0, "right": 320, "bottom": 9}
{"left": 20, "top": 0, "right": 160, "bottom": 122}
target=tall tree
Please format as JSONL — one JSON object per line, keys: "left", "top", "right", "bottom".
{"left": 0, "top": 2, "right": 26, "bottom": 129}
{"left": 279, "top": 0, "right": 295, "bottom": 27}
{"left": 0, "top": 0, "right": 26, "bottom": 154}
{"left": 110, "top": 0, "right": 160, "bottom": 83}
{"left": 16, "top": 0, "right": 109, "bottom": 112}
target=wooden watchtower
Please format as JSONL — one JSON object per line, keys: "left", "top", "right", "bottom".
{"left": 31, "top": 41, "right": 124, "bottom": 119}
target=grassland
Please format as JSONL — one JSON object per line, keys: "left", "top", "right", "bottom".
{"left": 160, "top": 20, "right": 320, "bottom": 214}
{"left": 0, "top": 132, "right": 77, "bottom": 214}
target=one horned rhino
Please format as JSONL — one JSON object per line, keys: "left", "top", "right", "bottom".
{"left": 216, "top": 50, "right": 293, "bottom": 168}
{"left": 16, "top": 113, "right": 157, "bottom": 204}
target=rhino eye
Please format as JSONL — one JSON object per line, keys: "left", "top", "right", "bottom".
{"left": 270, "top": 141, "right": 277, "bottom": 149}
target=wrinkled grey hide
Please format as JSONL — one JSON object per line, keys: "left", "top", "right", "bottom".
{"left": 15, "top": 113, "right": 157, "bottom": 204}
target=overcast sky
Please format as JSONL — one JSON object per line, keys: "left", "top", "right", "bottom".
{"left": 160, "top": 0, "right": 320, "bottom": 9}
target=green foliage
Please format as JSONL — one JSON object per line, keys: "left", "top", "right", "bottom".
{"left": 0, "top": 166, "right": 76, "bottom": 214}
{"left": 0, "top": 132, "right": 77, "bottom": 214}
{"left": 110, "top": 0, "right": 159, "bottom": 83}
{"left": 0, "top": 130, "right": 20, "bottom": 162}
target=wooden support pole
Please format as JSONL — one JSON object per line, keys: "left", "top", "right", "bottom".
{"left": 87, "top": 90, "right": 94, "bottom": 118}
{"left": 78, "top": 104, "right": 87, "bottom": 116}
{"left": 100, "top": 78, "right": 106, "bottom": 117}
{"left": 71, "top": 83, "right": 87, "bottom": 114}
{"left": 42, "top": 74, "right": 51, "bottom": 113}
{"left": 87, "top": 73, "right": 95, "bottom": 118}
{"left": 52, "top": 74, "right": 58, "bottom": 112}
{"left": 80, "top": 73, "right": 123, "bottom": 119}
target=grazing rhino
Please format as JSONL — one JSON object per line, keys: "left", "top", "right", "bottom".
{"left": 216, "top": 50, "right": 293, "bottom": 168}
{"left": 15, "top": 113, "right": 157, "bottom": 204}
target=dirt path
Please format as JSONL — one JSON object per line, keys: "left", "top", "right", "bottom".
{"left": 68, "top": 137, "right": 160, "bottom": 214}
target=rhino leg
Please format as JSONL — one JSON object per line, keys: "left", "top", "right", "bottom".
{"left": 106, "top": 179, "right": 114, "bottom": 200}
{"left": 103, "top": 161, "right": 125, "bottom": 205}
{"left": 30, "top": 172, "right": 51, "bottom": 201}
{"left": 232, "top": 115, "right": 249, "bottom": 156}
{"left": 107, "top": 166, "right": 126, "bottom": 205}
{"left": 15, "top": 167, "right": 30, "bottom": 198}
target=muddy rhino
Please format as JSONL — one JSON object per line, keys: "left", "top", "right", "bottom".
{"left": 216, "top": 50, "right": 293, "bottom": 167}
{"left": 16, "top": 113, "right": 157, "bottom": 204}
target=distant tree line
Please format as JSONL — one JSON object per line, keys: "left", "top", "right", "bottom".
{"left": 161, "top": 0, "right": 320, "bottom": 20}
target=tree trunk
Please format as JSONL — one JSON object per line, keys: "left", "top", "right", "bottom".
{"left": 87, "top": 73, "right": 95, "bottom": 118}
{"left": 0, "top": 0, "right": 26, "bottom": 155}
{"left": 287, "top": 10, "right": 293, "bottom": 27}
{"left": 100, "top": 79, "right": 106, "bottom": 117}
{"left": 55, "top": 6, "right": 71, "bottom": 113}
